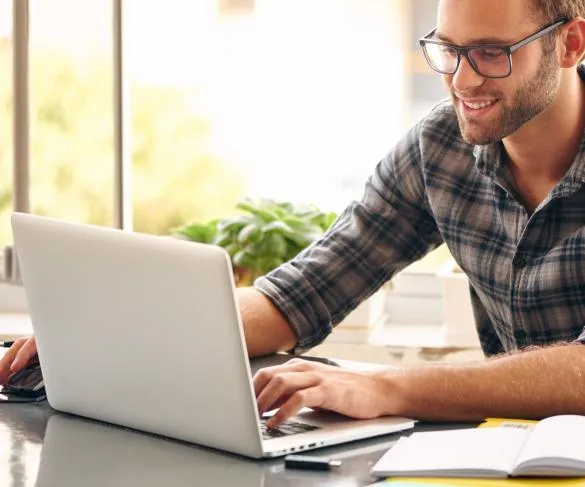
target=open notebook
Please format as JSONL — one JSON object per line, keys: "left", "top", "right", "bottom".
{"left": 371, "top": 415, "right": 585, "bottom": 479}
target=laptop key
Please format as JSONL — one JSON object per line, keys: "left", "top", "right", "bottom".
{"left": 260, "top": 418, "right": 320, "bottom": 440}
{"left": 263, "top": 429, "right": 287, "bottom": 439}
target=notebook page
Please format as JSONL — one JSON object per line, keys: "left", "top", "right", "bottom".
{"left": 514, "top": 415, "right": 585, "bottom": 474}
{"left": 371, "top": 427, "right": 530, "bottom": 477}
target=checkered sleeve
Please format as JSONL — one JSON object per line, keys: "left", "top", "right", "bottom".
{"left": 254, "top": 121, "right": 445, "bottom": 351}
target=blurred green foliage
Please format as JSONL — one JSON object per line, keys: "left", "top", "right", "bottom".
{"left": 0, "top": 43, "right": 246, "bottom": 245}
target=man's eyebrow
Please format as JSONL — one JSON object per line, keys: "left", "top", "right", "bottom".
{"left": 434, "top": 31, "right": 513, "bottom": 45}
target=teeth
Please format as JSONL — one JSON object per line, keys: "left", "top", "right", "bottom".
{"left": 464, "top": 100, "right": 497, "bottom": 110}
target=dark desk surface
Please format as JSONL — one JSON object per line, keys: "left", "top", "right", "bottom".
{"left": 0, "top": 355, "right": 475, "bottom": 487}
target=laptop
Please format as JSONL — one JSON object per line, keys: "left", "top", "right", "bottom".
{"left": 11, "top": 212, "right": 415, "bottom": 458}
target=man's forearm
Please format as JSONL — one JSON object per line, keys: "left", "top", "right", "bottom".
{"left": 237, "top": 287, "right": 298, "bottom": 358}
{"left": 379, "top": 343, "right": 585, "bottom": 421}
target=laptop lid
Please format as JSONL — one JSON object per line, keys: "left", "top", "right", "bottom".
{"left": 11, "top": 212, "right": 265, "bottom": 458}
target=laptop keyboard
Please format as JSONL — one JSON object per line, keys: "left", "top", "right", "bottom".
{"left": 260, "top": 418, "right": 320, "bottom": 440}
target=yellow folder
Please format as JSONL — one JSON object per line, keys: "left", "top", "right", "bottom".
{"left": 383, "top": 480, "right": 585, "bottom": 486}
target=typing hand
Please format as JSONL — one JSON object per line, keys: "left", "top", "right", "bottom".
{"left": 253, "top": 358, "right": 384, "bottom": 428}
{"left": 0, "top": 336, "right": 38, "bottom": 386}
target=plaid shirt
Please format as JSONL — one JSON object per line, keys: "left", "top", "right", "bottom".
{"left": 255, "top": 65, "right": 585, "bottom": 356}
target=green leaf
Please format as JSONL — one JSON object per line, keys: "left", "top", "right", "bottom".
{"left": 236, "top": 201, "right": 279, "bottom": 222}
{"left": 261, "top": 232, "right": 287, "bottom": 258}
{"left": 285, "top": 242, "right": 306, "bottom": 260}
{"left": 261, "top": 220, "right": 295, "bottom": 235}
{"left": 223, "top": 243, "right": 240, "bottom": 258}
{"left": 217, "top": 215, "right": 253, "bottom": 233}
{"left": 171, "top": 222, "right": 216, "bottom": 243}
{"left": 285, "top": 233, "right": 311, "bottom": 247}
{"left": 282, "top": 216, "right": 313, "bottom": 232}
{"left": 322, "top": 212, "right": 337, "bottom": 229}
{"left": 257, "top": 256, "right": 285, "bottom": 275}
{"left": 232, "top": 249, "right": 257, "bottom": 269}
{"left": 272, "top": 201, "right": 295, "bottom": 218}
{"left": 238, "top": 222, "right": 262, "bottom": 244}
{"left": 213, "top": 231, "right": 235, "bottom": 248}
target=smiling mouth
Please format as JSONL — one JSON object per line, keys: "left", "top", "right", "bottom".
{"left": 454, "top": 96, "right": 501, "bottom": 121}
{"left": 461, "top": 99, "right": 499, "bottom": 110}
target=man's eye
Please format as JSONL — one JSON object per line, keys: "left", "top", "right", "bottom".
{"left": 439, "top": 46, "right": 458, "bottom": 57}
{"left": 475, "top": 49, "right": 505, "bottom": 61}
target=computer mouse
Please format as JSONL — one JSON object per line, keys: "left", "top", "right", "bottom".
{"left": 4, "top": 363, "right": 46, "bottom": 399}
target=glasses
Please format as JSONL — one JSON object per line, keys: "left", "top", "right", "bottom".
{"left": 419, "top": 18, "right": 569, "bottom": 79}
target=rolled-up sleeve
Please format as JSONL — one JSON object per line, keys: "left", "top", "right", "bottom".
{"left": 254, "top": 121, "right": 444, "bottom": 351}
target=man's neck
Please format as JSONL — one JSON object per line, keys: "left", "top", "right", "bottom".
{"left": 503, "top": 70, "right": 585, "bottom": 185}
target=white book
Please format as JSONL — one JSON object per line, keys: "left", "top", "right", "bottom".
{"left": 371, "top": 415, "right": 585, "bottom": 479}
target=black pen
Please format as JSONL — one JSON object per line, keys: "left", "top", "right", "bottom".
{"left": 0, "top": 341, "right": 14, "bottom": 348}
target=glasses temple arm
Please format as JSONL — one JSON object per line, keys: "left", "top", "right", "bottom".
{"left": 509, "top": 19, "right": 568, "bottom": 53}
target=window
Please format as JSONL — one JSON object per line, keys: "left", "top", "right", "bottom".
{"left": 126, "top": 0, "right": 412, "bottom": 238}
{"left": 3, "top": 0, "right": 451, "bottom": 303}
{"left": 0, "top": 0, "right": 13, "bottom": 249}
{"left": 6, "top": 0, "right": 449, "bottom": 240}
{"left": 29, "top": 0, "right": 115, "bottom": 227}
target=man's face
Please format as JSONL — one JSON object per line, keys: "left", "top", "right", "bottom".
{"left": 437, "top": 0, "right": 561, "bottom": 145}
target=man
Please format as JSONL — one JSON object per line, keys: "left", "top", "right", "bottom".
{"left": 3, "top": 0, "right": 585, "bottom": 429}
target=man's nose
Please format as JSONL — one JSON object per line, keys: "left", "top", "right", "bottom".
{"left": 451, "top": 56, "right": 485, "bottom": 92}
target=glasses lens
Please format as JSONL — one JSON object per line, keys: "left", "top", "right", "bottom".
{"left": 468, "top": 47, "right": 510, "bottom": 77}
{"left": 423, "top": 42, "right": 459, "bottom": 73}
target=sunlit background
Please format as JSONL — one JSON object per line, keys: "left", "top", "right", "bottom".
{"left": 0, "top": 0, "right": 443, "bottom": 245}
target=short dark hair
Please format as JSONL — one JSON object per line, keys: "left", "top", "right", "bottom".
{"left": 531, "top": 0, "right": 585, "bottom": 62}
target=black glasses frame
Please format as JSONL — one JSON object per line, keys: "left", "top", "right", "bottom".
{"left": 419, "top": 18, "right": 569, "bottom": 79}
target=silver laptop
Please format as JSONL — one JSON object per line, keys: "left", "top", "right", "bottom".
{"left": 11, "top": 212, "right": 414, "bottom": 458}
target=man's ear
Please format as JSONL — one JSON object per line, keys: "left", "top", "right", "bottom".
{"left": 559, "top": 17, "right": 585, "bottom": 68}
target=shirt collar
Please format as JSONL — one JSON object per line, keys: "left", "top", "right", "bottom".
{"left": 473, "top": 142, "right": 504, "bottom": 179}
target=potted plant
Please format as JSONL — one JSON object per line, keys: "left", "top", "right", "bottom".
{"left": 171, "top": 198, "right": 337, "bottom": 286}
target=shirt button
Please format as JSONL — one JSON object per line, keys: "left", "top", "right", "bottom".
{"left": 514, "top": 329, "right": 527, "bottom": 341}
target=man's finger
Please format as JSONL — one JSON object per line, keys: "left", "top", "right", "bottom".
{"left": 266, "top": 386, "right": 324, "bottom": 428}
{"left": 11, "top": 338, "right": 37, "bottom": 371}
{"left": 253, "top": 367, "right": 277, "bottom": 398}
{"left": 253, "top": 360, "right": 322, "bottom": 397}
{"left": 0, "top": 338, "right": 28, "bottom": 385}
{"left": 257, "top": 371, "right": 320, "bottom": 415}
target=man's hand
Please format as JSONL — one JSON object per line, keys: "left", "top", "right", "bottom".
{"left": 0, "top": 336, "right": 38, "bottom": 386}
{"left": 253, "top": 358, "right": 387, "bottom": 428}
